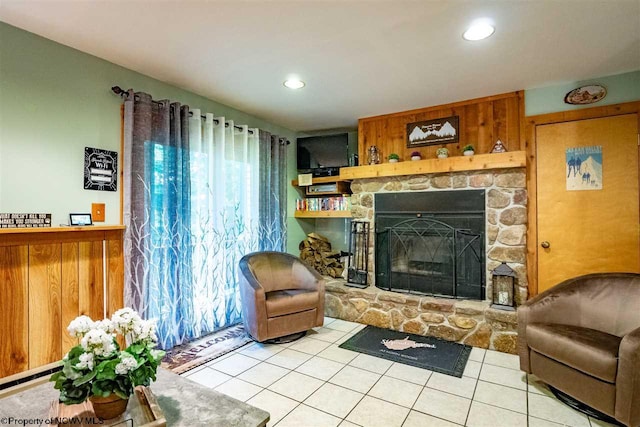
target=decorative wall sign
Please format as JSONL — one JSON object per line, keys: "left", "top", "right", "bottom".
{"left": 0, "top": 213, "right": 51, "bottom": 228}
{"left": 407, "top": 116, "right": 459, "bottom": 147}
{"left": 84, "top": 147, "right": 118, "bottom": 191}
{"left": 564, "top": 85, "right": 607, "bottom": 105}
{"left": 566, "top": 146, "right": 602, "bottom": 191}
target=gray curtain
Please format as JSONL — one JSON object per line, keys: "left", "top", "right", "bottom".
{"left": 123, "top": 90, "right": 194, "bottom": 349}
{"left": 258, "top": 130, "right": 287, "bottom": 251}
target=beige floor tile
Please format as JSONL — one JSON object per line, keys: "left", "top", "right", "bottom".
{"left": 339, "top": 421, "right": 361, "bottom": 427}
{"left": 246, "top": 389, "right": 298, "bottom": 426}
{"left": 348, "top": 353, "right": 393, "bottom": 374}
{"left": 266, "top": 348, "right": 313, "bottom": 369}
{"left": 426, "top": 372, "right": 477, "bottom": 399}
{"left": 468, "top": 347, "right": 486, "bottom": 363}
{"left": 473, "top": 380, "right": 527, "bottom": 414}
{"left": 275, "top": 404, "right": 341, "bottom": 427}
{"left": 324, "top": 317, "right": 337, "bottom": 326}
{"left": 479, "top": 363, "right": 526, "bottom": 391}
{"left": 204, "top": 348, "right": 238, "bottom": 366}
{"left": 307, "top": 327, "right": 348, "bottom": 343}
{"left": 184, "top": 366, "right": 232, "bottom": 389}
{"left": 412, "top": 387, "right": 471, "bottom": 425}
{"left": 326, "top": 319, "right": 361, "bottom": 333}
{"left": 210, "top": 353, "right": 261, "bottom": 376}
{"left": 237, "top": 362, "right": 290, "bottom": 387}
{"left": 295, "top": 355, "right": 345, "bottom": 381}
{"left": 483, "top": 350, "right": 520, "bottom": 370}
{"left": 239, "top": 342, "right": 285, "bottom": 361}
{"left": 317, "top": 344, "right": 359, "bottom": 364}
{"left": 385, "top": 362, "right": 432, "bottom": 386}
{"left": 268, "top": 371, "right": 324, "bottom": 402}
{"left": 465, "top": 401, "right": 527, "bottom": 427}
{"left": 214, "top": 377, "right": 262, "bottom": 402}
{"left": 368, "top": 376, "right": 423, "bottom": 408}
{"left": 528, "top": 416, "right": 566, "bottom": 427}
{"left": 335, "top": 333, "right": 357, "bottom": 345}
{"left": 527, "top": 374, "right": 554, "bottom": 397}
{"left": 329, "top": 365, "right": 381, "bottom": 394}
{"left": 402, "top": 410, "right": 462, "bottom": 427}
{"left": 304, "top": 382, "right": 364, "bottom": 418}
{"left": 288, "top": 337, "right": 332, "bottom": 355}
{"left": 462, "top": 360, "right": 482, "bottom": 379}
{"left": 528, "top": 392, "right": 590, "bottom": 427}
{"left": 346, "top": 395, "right": 410, "bottom": 427}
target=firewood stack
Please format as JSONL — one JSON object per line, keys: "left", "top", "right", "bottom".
{"left": 299, "top": 232, "right": 344, "bottom": 278}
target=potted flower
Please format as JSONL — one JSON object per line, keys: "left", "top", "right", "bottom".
{"left": 436, "top": 147, "right": 449, "bottom": 159}
{"left": 388, "top": 153, "right": 400, "bottom": 163}
{"left": 51, "top": 308, "right": 165, "bottom": 420}
{"left": 462, "top": 144, "right": 475, "bottom": 156}
{"left": 410, "top": 151, "right": 421, "bottom": 161}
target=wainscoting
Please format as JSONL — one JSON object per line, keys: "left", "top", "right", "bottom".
{"left": 0, "top": 226, "right": 124, "bottom": 378}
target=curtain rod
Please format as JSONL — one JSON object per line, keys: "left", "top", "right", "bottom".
{"left": 112, "top": 86, "right": 290, "bottom": 140}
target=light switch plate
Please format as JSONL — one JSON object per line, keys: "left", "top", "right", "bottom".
{"left": 92, "top": 203, "right": 105, "bottom": 222}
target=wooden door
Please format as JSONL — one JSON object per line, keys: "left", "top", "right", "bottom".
{"left": 536, "top": 114, "right": 640, "bottom": 293}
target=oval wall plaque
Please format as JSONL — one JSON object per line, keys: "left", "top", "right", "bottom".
{"left": 564, "top": 84, "right": 607, "bottom": 105}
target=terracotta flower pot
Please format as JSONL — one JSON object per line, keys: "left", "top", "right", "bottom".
{"left": 90, "top": 394, "right": 129, "bottom": 419}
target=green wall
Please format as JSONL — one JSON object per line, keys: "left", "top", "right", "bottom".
{"left": 0, "top": 22, "right": 305, "bottom": 253}
{"left": 525, "top": 70, "right": 640, "bottom": 116}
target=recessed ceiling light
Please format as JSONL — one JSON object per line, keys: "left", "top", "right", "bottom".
{"left": 463, "top": 19, "right": 495, "bottom": 41}
{"left": 284, "top": 78, "right": 305, "bottom": 89}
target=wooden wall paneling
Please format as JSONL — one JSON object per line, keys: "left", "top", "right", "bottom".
{"left": 106, "top": 237, "right": 124, "bottom": 317}
{"left": 357, "top": 91, "right": 523, "bottom": 162}
{"left": 28, "top": 244, "right": 61, "bottom": 368}
{"left": 61, "top": 243, "right": 79, "bottom": 354}
{"left": 78, "top": 241, "right": 104, "bottom": 320}
{"left": 0, "top": 246, "right": 29, "bottom": 378}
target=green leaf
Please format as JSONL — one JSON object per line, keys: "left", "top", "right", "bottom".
{"left": 73, "top": 370, "right": 96, "bottom": 386}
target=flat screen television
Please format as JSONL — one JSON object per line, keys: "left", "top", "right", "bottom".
{"left": 297, "top": 133, "right": 350, "bottom": 177}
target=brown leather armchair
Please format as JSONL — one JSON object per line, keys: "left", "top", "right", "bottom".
{"left": 239, "top": 251, "right": 325, "bottom": 342}
{"left": 518, "top": 273, "right": 640, "bottom": 427}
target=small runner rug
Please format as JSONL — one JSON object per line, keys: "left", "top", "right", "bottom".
{"left": 339, "top": 326, "right": 471, "bottom": 377}
{"left": 161, "top": 323, "right": 252, "bottom": 375}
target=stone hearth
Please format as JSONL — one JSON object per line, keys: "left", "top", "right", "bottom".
{"left": 324, "top": 167, "right": 527, "bottom": 354}
{"left": 325, "top": 278, "right": 519, "bottom": 354}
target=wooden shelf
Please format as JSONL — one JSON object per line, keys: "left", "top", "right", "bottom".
{"left": 339, "top": 151, "right": 526, "bottom": 180}
{"left": 294, "top": 211, "right": 352, "bottom": 218}
{"left": 0, "top": 225, "right": 125, "bottom": 234}
{"left": 291, "top": 176, "right": 350, "bottom": 186}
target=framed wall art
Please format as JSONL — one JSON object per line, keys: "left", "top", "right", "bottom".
{"left": 84, "top": 147, "right": 118, "bottom": 191}
{"left": 407, "top": 116, "right": 459, "bottom": 148}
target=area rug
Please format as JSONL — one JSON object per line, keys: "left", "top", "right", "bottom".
{"left": 339, "top": 326, "right": 471, "bottom": 377}
{"left": 161, "top": 323, "right": 252, "bottom": 374}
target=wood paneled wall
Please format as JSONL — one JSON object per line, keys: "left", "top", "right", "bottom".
{"left": 358, "top": 91, "right": 525, "bottom": 162}
{"left": 0, "top": 227, "right": 124, "bottom": 378}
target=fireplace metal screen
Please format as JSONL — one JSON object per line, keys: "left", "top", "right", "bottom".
{"left": 375, "top": 191, "right": 485, "bottom": 299}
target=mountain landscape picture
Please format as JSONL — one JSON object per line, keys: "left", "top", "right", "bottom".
{"left": 407, "top": 115, "right": 459, "bottom": 147}
{"left": 566, "top": 146, "right": 603, "bottom": 191}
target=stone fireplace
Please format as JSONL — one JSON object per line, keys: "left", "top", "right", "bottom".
{"left": 324, "top": 167, "right": 527, "bottom": 353}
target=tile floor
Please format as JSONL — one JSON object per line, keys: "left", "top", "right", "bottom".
{"left": 181, "top": 317, "right": 615, "bottom": 427}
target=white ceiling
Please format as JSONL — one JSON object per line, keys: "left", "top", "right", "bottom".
{"left": 1, "top": 0, "right": 639, "bottom": 132}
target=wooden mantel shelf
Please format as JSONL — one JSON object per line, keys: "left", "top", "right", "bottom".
{"left": 0, "top": 225, "right": 125, "bottom": 234}
{"left": 339, "top": 151, "right": 526, "bottom": 180}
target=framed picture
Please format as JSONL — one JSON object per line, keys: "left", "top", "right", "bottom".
{"left": 69, "top": 213, "right": 93, "bottom": 226}
{"left": 84, "top": 147, "right": 118, "bottom": 191}
{"left": 407, "top": 116, "right": 459, "bottom": 148}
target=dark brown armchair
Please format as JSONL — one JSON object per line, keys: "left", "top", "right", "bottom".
{"left": 518, "top": 273, "right": 640, "bottom": 426}
{"left": 239, "top": 251, "right": 325, "bottom": 342}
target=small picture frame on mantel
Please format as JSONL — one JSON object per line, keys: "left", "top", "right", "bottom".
{"left": 69, "top": 213, "right": 93, "bottom": 226}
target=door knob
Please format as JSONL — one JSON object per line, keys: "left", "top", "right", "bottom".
{"left": 541, "top": 241, "right": 550, "bottom": 249}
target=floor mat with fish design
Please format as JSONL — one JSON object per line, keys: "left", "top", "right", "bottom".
{"left": 339, "top": 325, "right": 471, "bottom": 377}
